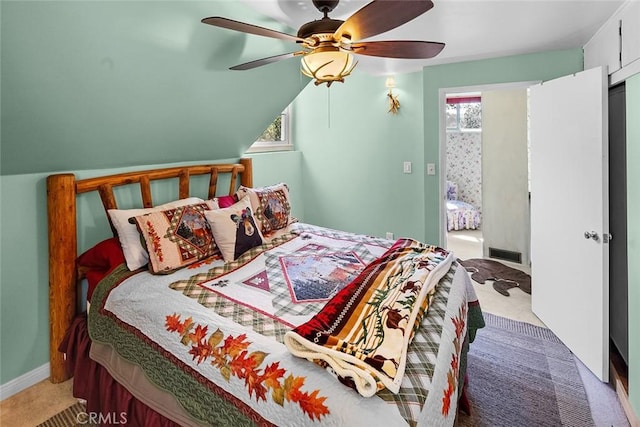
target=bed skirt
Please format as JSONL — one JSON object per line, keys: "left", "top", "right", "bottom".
{"left": 59, "top": 313, "right": 182, "bottom": 427}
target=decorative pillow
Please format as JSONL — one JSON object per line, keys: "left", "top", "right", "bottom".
{"left": 85, "top": 269, "right": 109, "bottom": 301}
{"left": 213, "top": 195, "right": 238, "bottom": 208}
{"left": 204, "top": 197, "right": 264, "bottom": 263}
{"left": 446, "top": 180, "right": 458, "bottom": 201}
{"left": 77, "top": 237, "right": 125, "bottom": 271}
{"left": 235, "top": 183, "right": 291, "bottom": 233}
{"left": 77, "top": 237, "right": 127, "bottom": 301}
{"left": 132, "top": 202, "right": 216, "bottom": 274}
{"left": 108, "top": 197, "right": 203, "bottom": 271}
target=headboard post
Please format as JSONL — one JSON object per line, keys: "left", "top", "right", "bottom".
{"left": 239, "top": 157, "right": 253, "bottom": 188}
{"left": 47, "top": 173, "right": 78, "bottom": 383}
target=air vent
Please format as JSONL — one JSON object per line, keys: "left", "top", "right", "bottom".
{"left": 488, "top": 247, "right": 522, "bottom": 264}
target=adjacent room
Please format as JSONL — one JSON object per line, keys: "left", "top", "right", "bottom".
{"left": 444, "top": 87, "right": 540, "bottom": 325}
{"left": 1, "top": 0, "right": 638, "bottom": 426}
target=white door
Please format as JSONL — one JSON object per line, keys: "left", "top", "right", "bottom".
{"left": 529, "top": 67, "right": 609, "bottom": 381}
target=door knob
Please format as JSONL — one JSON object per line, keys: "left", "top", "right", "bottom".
{"left": 584, "top": 231, "right": 600, "bottom": 241}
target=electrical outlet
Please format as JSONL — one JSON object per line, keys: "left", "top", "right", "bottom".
{"left": 386, "top": 232, "right": 394, "bottom": 240}
{"left": 403, "top": 162, "right": 412, "bottom": 174}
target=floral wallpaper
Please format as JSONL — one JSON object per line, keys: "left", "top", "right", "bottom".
{"left": 446, "top": 131, "right": 482, "bottom": 216}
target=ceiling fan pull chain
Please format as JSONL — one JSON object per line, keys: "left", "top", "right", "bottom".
{"left": 327, "top": 86, "right": 331, "bottom": 128}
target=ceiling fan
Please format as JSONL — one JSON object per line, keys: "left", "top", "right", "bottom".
{"left": 202, "top": 0, "right": 444, "bottom": 87}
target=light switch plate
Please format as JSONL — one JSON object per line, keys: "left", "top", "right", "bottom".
{"left": 403, "top": 161, "right": 412, "bottom": 174}
{"left": 427, "top": 163, "right": 436, "bottom": 175}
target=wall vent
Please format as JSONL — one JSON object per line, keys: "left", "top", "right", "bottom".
{"left": 488, "top": 247, "right": 522, "bottom": 264}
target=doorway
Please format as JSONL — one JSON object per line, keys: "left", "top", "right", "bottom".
{"left": 442, "top": 86, "right": 531, "bottom": 265}
{"left": 443, "top": 92, "right": 484, "bottom": 260}
{"left": 440, "top": 83, "right": 539, "bottom": 326}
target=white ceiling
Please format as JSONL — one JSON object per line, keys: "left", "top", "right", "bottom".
{"left": 240, "top": 0, "right": 625, "bottom": 75}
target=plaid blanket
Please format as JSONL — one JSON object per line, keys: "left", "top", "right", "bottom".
{"left": 284, "top": 239, "right": 453, "bottom": 397}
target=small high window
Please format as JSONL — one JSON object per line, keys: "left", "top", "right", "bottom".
{"left": 446, "top": 96, "right": 481, "bottom": 131}
{"left": 246, "top": 106, "right": 292, "bottom": 153}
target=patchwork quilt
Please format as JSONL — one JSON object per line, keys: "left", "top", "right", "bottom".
{"left": 88, "top": 223, "right": 482, "bottom": 427}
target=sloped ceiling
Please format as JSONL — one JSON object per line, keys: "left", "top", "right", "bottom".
{"left": 1, "top": 1, "right": 307, "bottom": 175}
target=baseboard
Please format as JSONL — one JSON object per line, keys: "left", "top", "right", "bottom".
{"left": 0, "top": 363, "right": 50, "bottom": 401}
{"left": 611, "top": 359, "right": 640, "bottom": 427}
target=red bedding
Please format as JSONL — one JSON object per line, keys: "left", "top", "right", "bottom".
{"left": 59, "top": 313, "right": 179, "bottom": 427}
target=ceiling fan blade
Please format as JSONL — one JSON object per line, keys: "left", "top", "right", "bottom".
{"left": 230, "top": 52, "right": 300, "bottom": 71}
{"left": 335, "top": 0, "right": 433, "bottom": 42}
{"left": 202, "top": 17, "right": 304, "bottom": 43}
{"left": 350, "top": 40, "right": 444, "bottom": 59}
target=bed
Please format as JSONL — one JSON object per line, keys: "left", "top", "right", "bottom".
{"left": 47, "top": 158, "right": 484, "bottom": 426}
{"left": 446, "top": 181, "right": 481, "bottom": 232}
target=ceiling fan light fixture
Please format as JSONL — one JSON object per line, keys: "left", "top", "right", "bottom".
{"left": 301, "top": 46, "right": 357, "bottom": 87}
{"left": 203, "top": 0, "right": 444, "bottom": 86}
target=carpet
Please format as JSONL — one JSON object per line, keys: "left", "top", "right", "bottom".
{"left": 458, "top": 258, "right": 531, "bottom": 296}
{"left": 457, "top": 313, "right": 595, "bottom": 427}
{"left": 37, "top": 401, "right": 97, "bottom": 427}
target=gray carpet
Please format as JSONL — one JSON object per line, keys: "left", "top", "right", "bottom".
{"left": 457, "top": 313, "right": 610, "bottom": 427}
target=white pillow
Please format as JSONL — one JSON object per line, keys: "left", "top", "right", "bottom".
{"left": 108, "top": 197, "right": 204, "bottom": 270}
{"left": 204, "top": 196, "right": 265, "bottom": 263}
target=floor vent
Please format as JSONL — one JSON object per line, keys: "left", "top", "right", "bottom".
{"left": 488, "top": 247, "right": 522, "bottom": 264}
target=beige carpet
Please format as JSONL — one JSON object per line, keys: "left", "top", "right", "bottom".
{"left": 0, "top": 379, "right": 76, "bottom": 426}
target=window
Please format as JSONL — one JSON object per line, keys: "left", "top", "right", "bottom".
{"left": 245, "top": 106, "right": 292, "bottom": 153}
{"left": 446, "top": 96, "right": 482, "bottom": 131}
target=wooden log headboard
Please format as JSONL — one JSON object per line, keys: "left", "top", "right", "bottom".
{"left": 46, "top": 158, "right": 253, "bottom": 383}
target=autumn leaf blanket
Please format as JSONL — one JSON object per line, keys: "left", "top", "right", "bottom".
{"left": 284, "top": 238, "right": 454, "bottom": 397}
{"left": 87, "top": 223, "right": 480, "bottom": 426}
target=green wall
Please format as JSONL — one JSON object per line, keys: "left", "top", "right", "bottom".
{"left": 293, "top": 71, "right": 426, "bottom": 241}
{"left": 0, "top": 173, "right": 51, "bottom": 384}
{"left": 626, "top": 72, "right": 640, "bottom": 416}
{"left": 1, "top": 1, "right": 306, "bottom": 175}
{"left": 292, "top": 49, "right": 583, "bottom": 245}
{"left": 0, "top": 0, "right": 308, "bottom": 385}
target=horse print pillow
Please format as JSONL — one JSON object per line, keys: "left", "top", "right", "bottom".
{"left": 205, "top": 196, "right": 265, "bottom": 263}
